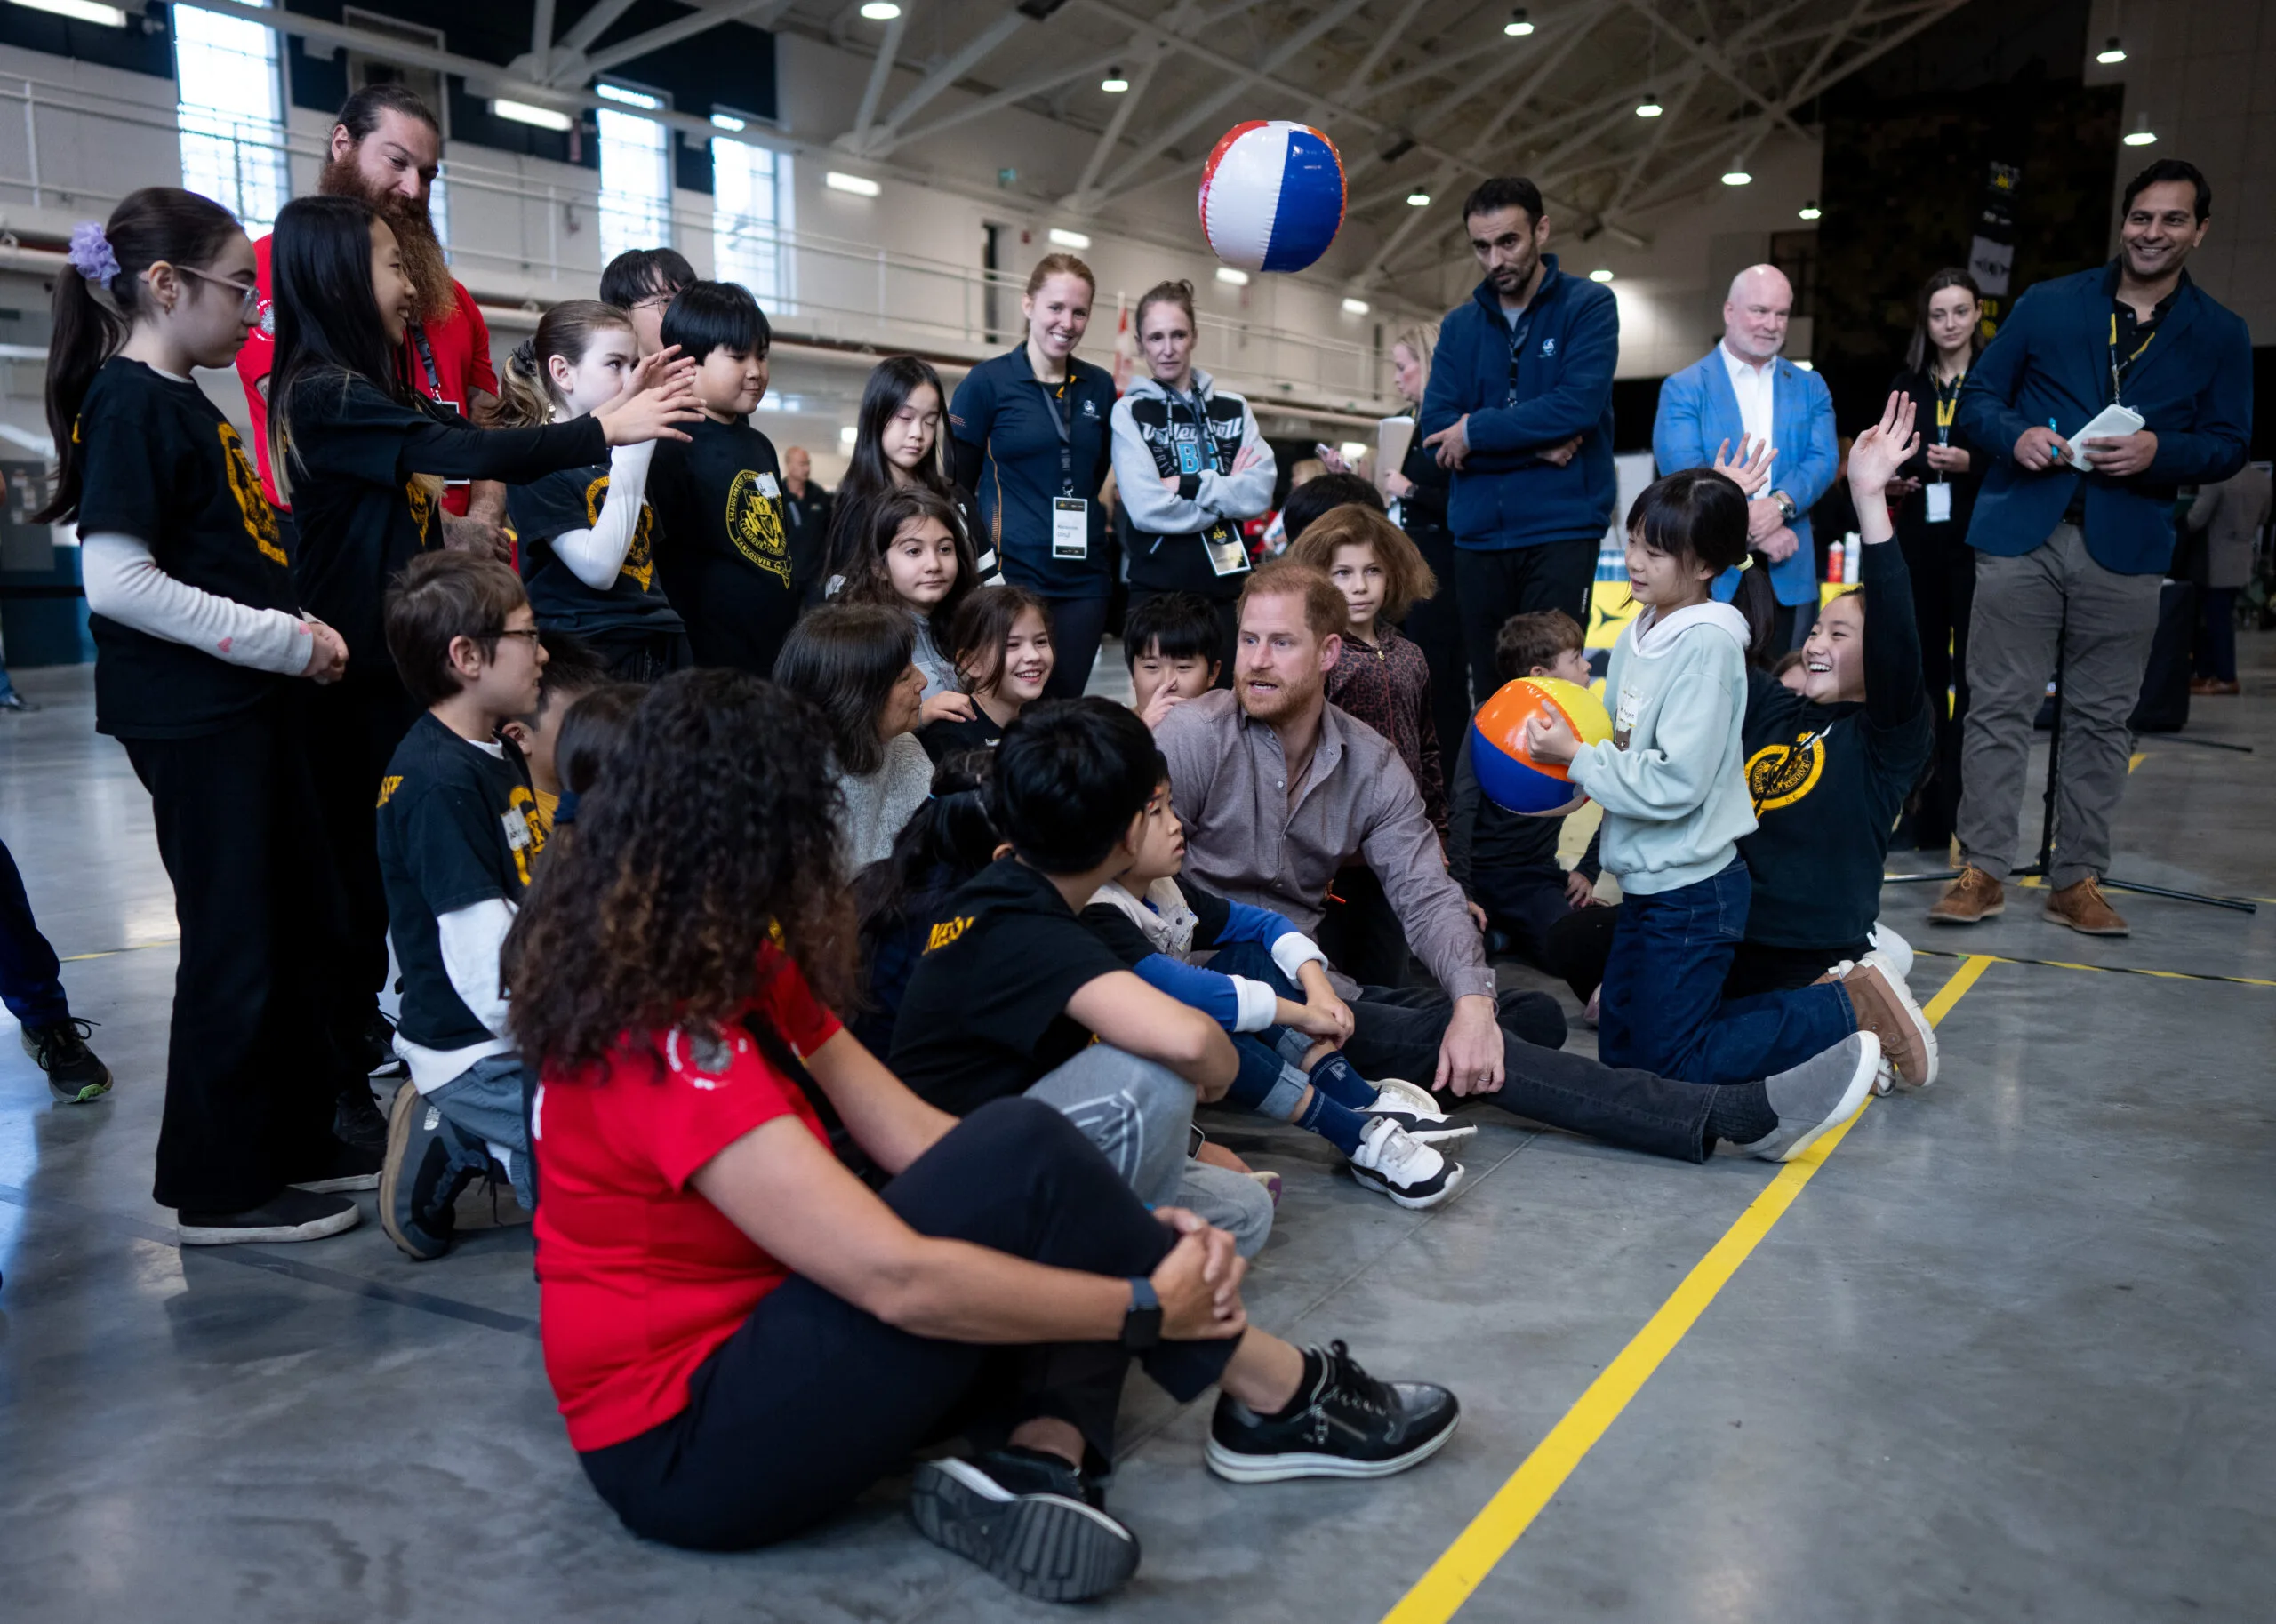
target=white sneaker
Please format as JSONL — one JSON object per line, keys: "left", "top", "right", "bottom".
{"left": 1347, "top": 1117, "right": 1463, "bottom": 1209}
{"left": 1867, "top": 922, "right": 1915, "bottom": 983}
{"left": 1362, "top": 1076, "right": 1476, "bottom": 1145}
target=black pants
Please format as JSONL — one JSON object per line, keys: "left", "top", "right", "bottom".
{"left": 1315, "top": 865, "right": 1418, "bottom": 990}
{"left": 303, "top": 669, "right": 422, "bottom": 1005}
{"left": 1543, "top": 902, "right": 1866, "bottom": 1004}
{"left": 122, "top": 691, "right": 365, "bottom": 1212}
{"left": 1126, "top": 586, "right": 1239, "bottom": 689}
{"left": 1900, "top": 528, "right": 1975, "bottom": 849}
{"left": 1454, "top": 538, "right": 1599, "bottom": 709}
{"left": 1471, "top": 860, "right": 1576, "bottom": 973}
{"left": 0, "top": 835, "right": 69, "bottom": 1028}
{"left": 1039, "top": 595, "right": 1112, "bottom": 701}
{"left": 1404, "top": 525, "right": 1470, "bottom": 761}
{"left": 578, "top": 1099, "right": 1239, "bottom": 1552}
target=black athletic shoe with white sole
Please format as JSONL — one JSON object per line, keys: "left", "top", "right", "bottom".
{"left": 1206, "top": 1340, "right": 1459, "bottom": 1483}
{"left": 909, "top": 1447, "right": 1139, "bottom": 1603}
{"left": 21, "top": 1018, "right": 111, "bottom": 1104}
{"left": 178, "top": 1188, "right": 360, "bottom": 1245}
{"left": 380, "top": 1082, "right": 478, "bottom": 1260}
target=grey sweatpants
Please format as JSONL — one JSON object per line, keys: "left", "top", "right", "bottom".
{"left": 1023, "top": 1044, "right": 1276, "bottom": 1258}
{"left": 1957, "top": 523, "right": 2163, "bottom": 889}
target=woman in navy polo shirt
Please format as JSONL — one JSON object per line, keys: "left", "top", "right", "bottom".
{"left": 949, "top": 254, "right": 1118, "bottom": 698}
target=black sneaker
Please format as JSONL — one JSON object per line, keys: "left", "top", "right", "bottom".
{"left": 289, "top": 1133, "right": 384, "bottom": 1194}
{"left": 909, "top": 1446, "right": 1139, "bottom": 1603}
{"left": 20, "top": 1018, "right": 112, "bottom": 1104}
{"left": 333, "top": 1079, "right": 390, "bottom": 1157}
{"left": 178, "top": 1188, "right": 359, "bottom": 1245}
{"left": 1206, "top": 1341, "right": 1459, "bottom": 1484}
{"left": 378, "top": 1082, "right": 477, "bottom": 1260}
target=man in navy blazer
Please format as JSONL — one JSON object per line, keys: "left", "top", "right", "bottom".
{"left": 1652, "top": 264, "right": 1839, "bottom": 650}
{"left": 1931, "top": 159, "right": 2251, "bottom": 937}
{"left": 1419, "top": 176, "right": 1619, "bottom": 711}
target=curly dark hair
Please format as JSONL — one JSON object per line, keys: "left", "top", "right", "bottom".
{"left": 501, "top": 668, "right": 858, "bottom": 1073}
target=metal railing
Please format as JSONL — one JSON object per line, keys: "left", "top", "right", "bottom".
{"left": 0, "top": 70, "right": 1397, "bottom": 412}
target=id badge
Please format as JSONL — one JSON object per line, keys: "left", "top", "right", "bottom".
{"left": 1051, "top": 496, "right": 1089, "bottom": 560}
{"left": 501, "top": 808, "right": 533, "bottom": 852}
{"left": 757, "top": 472, "right": 781, "bottom": 500}
{"left": 1203, "top": 521, "right": 1251, "bottom": 578}
{"left": 1925, "top": 483, "right": 1953, "bottom": 524}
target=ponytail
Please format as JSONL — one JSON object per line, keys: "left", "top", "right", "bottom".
{"left": 492, "top": 300, "right": 635, "bottom": 430}
{"left": 36, "top": 188, "right": 242, "bottom": 524}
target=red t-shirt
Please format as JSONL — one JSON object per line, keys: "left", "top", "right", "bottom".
{"left": 533, "top": 949, "right": 843, "bottom": 1452}
{"left": 238, "top": 235, "right": 498, "bottom": 516}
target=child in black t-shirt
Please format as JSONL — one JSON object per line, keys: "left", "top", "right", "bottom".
{"left": 40, "top": 188, "right": 365, "bottom": 1245}
{"left": 265, "top": 193, "right": 700, "bottom": 1044}
{"left": 498, "top": 300, "right": 690, "bottom": 680}
{"left": 373, "top": 552, "right": 556, "bottom": 1260}
{"left": 889, "top": 700, "right": 1274, "bottom": 1255}
{"left": 1124, "top": 590, "right": 1221, "bottom": 729}
{"left": 1450, "top": 611, "right": 1604, "bottom": 970}
{"left": 917, "top": 584, "right": 1054, "bottom": 761}
{"left": 646, "top": 281, "right": 800, "bottom": 676}
{"left": 501, "top": 630, "right": 608, "bottom": 844}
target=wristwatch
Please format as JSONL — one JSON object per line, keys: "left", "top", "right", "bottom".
{"left": 1120, "top": 1276, "right": 1163, "bottom": 1351}
{"left": 1771, "top": 489, "right": 1799, "bottom": 523}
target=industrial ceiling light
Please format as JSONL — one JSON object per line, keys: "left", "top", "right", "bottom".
{"left": 1406, "top": 188, "right": 1431, "bottom": 207}
{"left": 1101, "top": 67, "right": 1130, "bottom": 92}
{"left": 493, "top": 99, "right": 575, "bottom": 132}
{"left": 859, "top": 1, "right": 902, "bottom": 20}
{"left": 1216, "top": 266, "right": 1250, "bottom": 285}
{"left": 1797, "top": 199, "right": 1822, "bottom": 220}
{"left": 1635, "top": 92, "right": 1663, "bottom": 117}
{"left": 1503, "top": 8, "right": 1533, "bottom": 36}
{"left": 1720, "top": 157, "right": 1752, "bottom": 185}
{"left": 710, "top": 112, "right": 748, "bottom": 132}
{"left": 825, "top": 170, "right": 883, "bottom": 196}
{"left": 1588, "top": 268, "right": 1615, "bottom": 283}
{"left": 2096, "top": 36, "right": 2128, "bottom": 65}
{"left": 2122, "top": 114, "right": 2156, "bottom": 146}
{"left": 8, "top": 0, "right": 127, "bottom": 23}
{"left": 1342, "top": 296, "right": 1371, "bottom": 315}
{"left": 1047, "top": 228, "right": 1091, "bottom": 249}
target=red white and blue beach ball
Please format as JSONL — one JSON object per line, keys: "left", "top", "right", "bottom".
{"left": 1199, "top": 121, "right": 1346, "bottom": 274}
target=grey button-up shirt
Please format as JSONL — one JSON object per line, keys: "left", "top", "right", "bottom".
{"left": 1156, "top": 690, "right": 1494, "bottom": 1002}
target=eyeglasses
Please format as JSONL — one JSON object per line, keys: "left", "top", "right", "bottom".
{"left": 180, "top": 264, "right": 260, "bottom": 321}
{"left": 492, "top": 627, "right": 543, "bottom": 647}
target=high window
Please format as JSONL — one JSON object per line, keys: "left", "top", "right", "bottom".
{"left": 712, "top": 127, "right": 789, "bottom": 305}
{"left": 596, "top": 84, "right": 672, "bottom": 267}
{"left": 173, "top": 0, "right": 289, "bottom": 234}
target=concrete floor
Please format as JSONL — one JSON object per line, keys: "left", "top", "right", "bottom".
{"left": 2, "top": 639, "right": 2272, "bottom": 1623}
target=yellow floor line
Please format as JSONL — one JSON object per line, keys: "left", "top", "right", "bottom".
{"left": 60, "top": 940, "right": 179, "bottom": 963}
{"left": 2128, "top": 751, "right": 2146, "bottom": 773}
{"left": 1911, "top": 946, "right": 2276, "bottom": 988}
{"left": 1382, "top": 956, "right": 1995, "bottom": 1624}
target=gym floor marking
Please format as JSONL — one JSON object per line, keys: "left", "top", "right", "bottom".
{"left": 1382, "top": 955, "right": 1995, "bottom": 1624}
{"left": 1910, "top": 945, "right": 2276, "bottom": 988}
{"left": 60, "top": 940, "right": 179, "bottom": 963}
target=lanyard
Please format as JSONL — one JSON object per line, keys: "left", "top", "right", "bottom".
{"left": 1934, "top": 372, "right": 1962, "bottom": 440}
{"left": 1504, "top": 308, "right": 1535, "bottom": 407}
{"left": 1032, "top": 376, "right": 1075, "bottom": 494}
{"left": 406, "top": 321, "right": 443, "bottom": 399}
{"left": 2108, "top": 311, "right": 2155, "bottom": 404}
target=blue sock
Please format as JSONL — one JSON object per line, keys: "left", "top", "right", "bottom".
{"left": 1307, "top": 1050, "right": 1378, "bottom": 1110}
{"left": 1295, "top": 1087, "right": 1367, "bottom": 1156}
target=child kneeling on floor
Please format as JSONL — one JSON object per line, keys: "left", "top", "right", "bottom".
{"left": 375, "top": 551, "right": 553, "bottom": 1259}
{"left": 1524, "top": 466, "right": 1930, "bottom": 1092}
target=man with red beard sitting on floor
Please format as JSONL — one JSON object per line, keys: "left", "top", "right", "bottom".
{"left": 236, "top": 83, "right": 509, "bottom": 563}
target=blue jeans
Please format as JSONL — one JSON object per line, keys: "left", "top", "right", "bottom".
{"left": 428, "top": 1051, "right": 539, "bottom": 1207}
{"left": 0, "top": 835, "right": 69, "bottom": 1028}
{"left": 1599, "top": 858, "right": 1854, "bottom": 1085}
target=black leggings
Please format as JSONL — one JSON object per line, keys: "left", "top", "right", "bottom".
{"left": 578, "top": 1098, "right": 1240, "bottom": 1552}
{"left": 1039, "top": 595, "right": 1112, "bottom": 700}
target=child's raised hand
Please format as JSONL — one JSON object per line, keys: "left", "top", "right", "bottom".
{"left": 596, "top": 373, "right": 705, "bottom": 445}
{"left": 918, "top": 690, "right": 976, "bottom": 726}
{"left": 1712, "top": 434, "right": 1776, "bottom": 496}
{"left": 1525, "top": 708, "right": 1578, "bottom": 765}
{"left": 1847, "top": 391, "right": 1920, "bottom": 498}
{"left": 1136, "top": 684, "right": 1183, "bottom": 730}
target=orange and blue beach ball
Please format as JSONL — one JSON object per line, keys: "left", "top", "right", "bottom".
{"left": 1471, "top": 676, "right": 1615, "bottom": 817}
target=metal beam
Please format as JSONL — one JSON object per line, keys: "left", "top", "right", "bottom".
{"left": 1617, "top": 0, "right": 1809, "bottom": 141}
{"left": 530, "top": 0, "right": 557, "bottom": 79}
{"left": 1062, "top": 48, "right": 1165, "bottom": 207}
{"left": 1298, "top": 0, "right": 1434, "bottom": 126}
{"left": 552, "top": 0, "right": 643, "bottom": 62}
{"left": 859, "top": 7, "right": 1032, "bottom": 153}
{"left": 1606, "top": 66, "right": 1702, "bottom": 211}
{"left": 846, "top": 4, "right": 913, "bottom": 152}
{"left": 1092, "top": 0, "right": 1382, "bottom": 201}
{"left": 875, "top": 47, "right": 1129, "bottom": 153}
{"left": 582, "top": 0, "right": 782, "bottom": 79}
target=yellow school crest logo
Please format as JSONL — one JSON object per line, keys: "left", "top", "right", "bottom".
{"left": 585, "top": 473, "right": 656, "bottom": 590}
{"left": 218, "top": 423, "right": 287, "bottom": 566}
{"left": 1746, "top": 732, "right": 1825, "bottom": 814}
{"left": 724, "top": 469, "right": 791, "bottom": 586}
{"left": 405, "top": 476, "right": 437, "bottom": 548}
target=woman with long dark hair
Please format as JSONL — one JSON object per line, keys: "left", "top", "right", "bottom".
{"left": 822, "top": 355, "right": 978, "bottom": 592}
{"left": 948, "top": 254, "right": 1118, "bottom": 698}
{"left": 501, "top": 669, "right": 1456, "bottom": 1599}
{"left": 1888, "top": 267, "right": 1988, "bottom": 852}
{"left": 266, "top": 192, "right": 698, "bottom": 1038}
{"left": 36, "top": 187, "right": 369, "bottom": 1241}
{"left": 773, "top": 604, "right": 934, "bottom": 868}
{"left": 832, "top": 484, "right": 981, "bottom": 716}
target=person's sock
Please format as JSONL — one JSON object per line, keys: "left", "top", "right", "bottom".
{"left": 1704, "top": 1082, "right": 1778, "bottom": 1147}
{"left": 1306, "top": 1049, "right": 1379, "bottom": 1110}
{"left": 1257, "top": 1346, "right": 1327, "bottom": 1420}
{"left": 1295, "top": 1088, "right": 1367, "bottom": 1156}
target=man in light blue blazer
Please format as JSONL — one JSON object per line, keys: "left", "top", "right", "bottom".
{"left": 1652, "top": 265, "right": 1838, "bottom": 649}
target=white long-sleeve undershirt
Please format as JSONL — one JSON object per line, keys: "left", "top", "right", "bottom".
{"left": 543, "top": 439, "right": 654, "bottom": 591}
{"left": 80, "top": 532, "right": 316, "bottom": 676}
{"left": 394, "top": 895, "right": 518, "bottom": 1095}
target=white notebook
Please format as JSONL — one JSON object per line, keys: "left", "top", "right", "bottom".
{"left": 2064, "top": 404, "right": 2146, "bottom": 469}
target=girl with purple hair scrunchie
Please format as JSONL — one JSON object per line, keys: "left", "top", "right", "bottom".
{"left": 65, "top": 220, "right": 120, "bottom": 291}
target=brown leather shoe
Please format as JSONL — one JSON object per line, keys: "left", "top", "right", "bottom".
{"left": 2190, "top": 678, "right": 2241, "bottom": 696}
{"left": 1927, "top": 865, "right": 2004, "bottom": 924}
{"left": 2046, "top": 876, "right": 2128, "bottom": 936}
{"left": 1835, "top": 955, "right": 1939, "bottom": 1087}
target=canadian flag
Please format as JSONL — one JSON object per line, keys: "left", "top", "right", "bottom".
{"left": 1110, "top": 293, "right": 1137, "bottom": 396}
